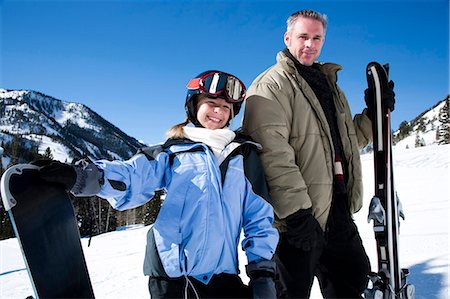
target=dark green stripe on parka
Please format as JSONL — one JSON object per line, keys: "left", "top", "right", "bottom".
{"left": 242, "top": 51, "right": 372, "bottom": 231}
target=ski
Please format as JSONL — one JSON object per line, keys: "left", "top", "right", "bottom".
{"left": 1, "top": 163, "right": 95, "bottom": 299}
{"left": 365, "top": 62, "right": 415, "bottom": 299}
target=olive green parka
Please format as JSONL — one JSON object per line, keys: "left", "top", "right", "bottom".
{"left": 242, "top": 51, "right": 372, "bottom": 231}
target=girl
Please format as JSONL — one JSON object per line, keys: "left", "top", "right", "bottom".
{"left": 39, "top": 70, "right": 279, "bottom": 298}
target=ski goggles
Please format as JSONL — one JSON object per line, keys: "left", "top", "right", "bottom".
{"left": 187, "top": 71, "right": 246, "bottom": 103}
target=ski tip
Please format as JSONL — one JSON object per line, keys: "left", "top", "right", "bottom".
{"left": 367, "top": 61, "right": 381, "bottom": 69}
{"left": 366, "top": 61, "right": 389, "bottom": 76}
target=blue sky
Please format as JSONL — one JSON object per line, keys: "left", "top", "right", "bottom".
{"left": 2, "top": 0, "right": 448, "bottom": 145}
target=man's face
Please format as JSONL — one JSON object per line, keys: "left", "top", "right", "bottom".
{"left": 284, "top": 17, "right": 325, "bottom": 66}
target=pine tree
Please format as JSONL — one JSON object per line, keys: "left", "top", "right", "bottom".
{"left": 143, "top": 191, "right": 164, "bottom": 225}
{"left": 415, "top": 134, "right": 425, "bottom": 147}
{"left": 397, "top": 121, "right": 412, "bottom": 140}
{"left": 9, "top": 135, "right": 22, "bottom": 166}
{"left": 437, "top": 96, "right": 450, "bottom": 144}
{"left": 43, "top": 147, "right": 54, "bottom": 159}
{"left": 0, "top": 167, "right": 14, "bottom": 240}
{"left": 416, "top": 118, "right": 427, "bottom": 133}
{"left": 0, "top": 206, "right": 15, "bottom": 240}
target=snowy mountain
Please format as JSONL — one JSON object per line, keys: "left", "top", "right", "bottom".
{"left": 393, "top": 95, "right": 449, "bottom": 149}
{"left": 0, "top": 89, "right": 145, "bottom": 163}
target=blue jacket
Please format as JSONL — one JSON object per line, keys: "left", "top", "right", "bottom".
{"left": 94, "top": 136, "right": 279, "bottom": 284}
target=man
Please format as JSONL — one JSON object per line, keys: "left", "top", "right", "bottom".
{"left": 242, "top": 9, "right": 395, "bottom": 299}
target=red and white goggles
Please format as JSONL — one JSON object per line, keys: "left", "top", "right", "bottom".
{"left": 187, "top": 71, "right": 246, "bottom": 103}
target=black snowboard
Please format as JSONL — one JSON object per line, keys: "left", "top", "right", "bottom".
{"left": 1, "top": 163, "right": 95, "bottom": 299}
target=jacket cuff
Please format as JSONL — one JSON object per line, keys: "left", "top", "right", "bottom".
{"left": 246, "top": 259, "right": 277, "bottom": 279}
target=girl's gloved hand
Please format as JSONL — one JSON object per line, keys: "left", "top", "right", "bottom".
{"left": 35, "top": 159, "right": 103, "bottom": 197}
{"left": 246, "top": 259, "right": 277, "bottom": 299}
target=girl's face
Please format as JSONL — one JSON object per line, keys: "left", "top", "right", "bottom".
{"left": 196, "top": 97, "right": 232, "bottom": 130}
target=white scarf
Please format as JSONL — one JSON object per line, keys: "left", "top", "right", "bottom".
{"left": 183, "top": 126, "right": 236, "bottom": 161}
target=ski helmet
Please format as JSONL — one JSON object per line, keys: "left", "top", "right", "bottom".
{"left": 185, "top": 70, "right": 246, "bottom": 127}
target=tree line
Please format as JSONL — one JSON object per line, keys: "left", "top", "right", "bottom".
{"left": 393, "top": 95, "right": 450, "bottom": 146}
{"left": 0, "top": 136, "right": 163, "bottom": 241}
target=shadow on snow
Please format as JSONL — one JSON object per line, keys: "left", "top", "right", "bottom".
{"left": 408, "top": 257, "right": 447, "bottom": 299}
{"left": 0, "top": 268, "right": 27, "bottom": 276}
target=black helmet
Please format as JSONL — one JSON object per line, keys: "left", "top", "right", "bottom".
{"left": 185, "top": 70, "right": 246, "bottom": 127}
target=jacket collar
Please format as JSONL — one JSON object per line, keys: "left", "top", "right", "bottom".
{"left": 163, "top": 133, "right": 261, "bottom": 155}
{"left": 277, "top": 49, "right": 342, "bottom": 81}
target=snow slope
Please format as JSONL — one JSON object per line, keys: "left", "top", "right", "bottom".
{"left": 1, "top": 145, "right": 449, "bottom": 299}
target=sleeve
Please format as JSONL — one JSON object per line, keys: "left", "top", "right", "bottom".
{"left": 353, "top": 108, "right": 373, "bottom": 148}
{"left": 241, "top": 186, "right": 279, "bottom": 263}
{"left": 94, "top": 152, "right": 170, "bottom": 211}
{"left": 242, "top": 83, "right": 312, "bottom": 219}
{"left": 241, "top": 147, "right": 279, "bottom": 263}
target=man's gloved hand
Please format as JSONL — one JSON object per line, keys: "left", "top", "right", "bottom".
{"left": 246, "top": 259, "right": 277, "bottom": 299}
{"left": 34, "top": 159, "right": 103, "bottom": 197}
{"left": 364, "top": 80, "right": 396, "bottom": 117}
{"left": 284, "top": 208, "right": 324, "bottom": 251}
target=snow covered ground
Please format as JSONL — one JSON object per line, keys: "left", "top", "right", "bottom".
{"left": 1, "top": 144, "right": 449, "bottom": 298}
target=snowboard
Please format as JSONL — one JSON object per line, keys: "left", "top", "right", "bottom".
{"left": 365, "top": 62, "right": 414, "bottom": 299}
{"left": 1, "top": 163, "right": 95, "bottom": 299}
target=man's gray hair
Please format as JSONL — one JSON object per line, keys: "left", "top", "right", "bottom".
{"left": 286, "top": 9, "right": 328, "bottom": 33}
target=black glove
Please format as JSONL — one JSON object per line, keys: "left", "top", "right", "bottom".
{"left": 284, "top": 208, "right": 324, "bottom": 251}
{"left": 246, "top": 260, "right": 277, "bottom": 299}
{"left": 33, "top": 160, "right": 77, "bottom": 190}
{"left": 36, "top": 159, "right": 103, "bottom": 197}
{"left": 364, "top": 80, "right": 396, "bottom": 117}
